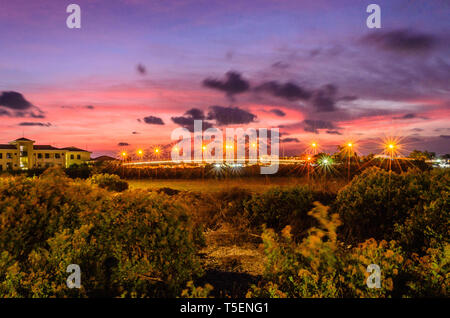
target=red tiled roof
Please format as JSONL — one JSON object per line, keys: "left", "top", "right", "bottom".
{"left": 14, "top": 137, "right": 34, "bottom": 142}
{"left": 33, "top": 145, "right": 62, "bottom": 151}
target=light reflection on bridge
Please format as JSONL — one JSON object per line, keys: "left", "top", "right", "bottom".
{"left": 122, "top": 158, "right": 309, "bottom": 166}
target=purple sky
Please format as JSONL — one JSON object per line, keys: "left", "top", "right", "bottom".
{"left": 0, "top": 0, "right": 449, "bottom": 157}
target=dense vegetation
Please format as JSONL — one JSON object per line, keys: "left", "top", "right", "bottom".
{"left": 0, "top": 166, "right": 448, "bottom": 297}
{"left": 0, "top": 169, "right": 203, "bottom": 297}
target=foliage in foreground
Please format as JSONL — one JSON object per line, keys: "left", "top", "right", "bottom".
{"left": 89, "top": 173, "right": 129, "bottom": 192}
{"left": 0, "top": 166, "right": 448, "bottom": 298}
{"left": 244, "top": 186, "right": 316, "bottom": 240}
{"left": 335, "top": 167, "right": 449, "bottom": 252}
{"left": 0, "top": 168, "right": 203, "bottom": 297}
{"left": 248, "top": 203, "right": 449, "bottom": 298}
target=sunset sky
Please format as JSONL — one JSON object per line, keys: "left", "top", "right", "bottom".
{"left": 0, "top": 0, "right": 449, "bottom": 157}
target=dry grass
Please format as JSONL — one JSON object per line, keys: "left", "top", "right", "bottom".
{"left": 127, "top": 176, "right": 346, "bottom": 193}
{"left": 197, "top": 224, "right": 265, "bottom": 297}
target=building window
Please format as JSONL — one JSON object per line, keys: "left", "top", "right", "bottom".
{"left": 77, "top": 154, "right": 81, "bottom": 159}
{"left": 6, "top": 153, "right": 12, "bottom": 159}
{"left": 0, "top": 153, "right": 2, "bottom": 159}
{"left": 37, "top": 153, "right": 42, "bottom": 159}
{"left": 70, "top": 154, "right": 74, "bottom": 159}
{"left": 6, "top": 163, "right": 12, "bottom": 170}
{"left": 0, "top": 164, "right": 2, "bottom": 171}
{"left": 45, "top": 153, "right": 50, "bottom": 159}
{"left": 55, "top": 154, "right": 60, "bottom": 159}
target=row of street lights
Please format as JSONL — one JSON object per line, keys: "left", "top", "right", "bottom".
{"left": 120, "top": 143, "right": 243, "bottom": 160}
{"left": 121, "top": 147, "right": 161, "bottom": 160}
{"left": 120, "top": 140, "right": 398, "bottom": 163}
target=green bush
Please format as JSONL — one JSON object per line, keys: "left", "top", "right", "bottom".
{"left": 0, "top": 169, "right": 108, "bottom": 260}
{"left": 90, "top": 173, "right": 129, "bottom": 192}
{"left": 0, "top": 169, "right": 204, "bottom": 297}
{"left": 334, "top": 167, "right": 447, "bottom": 246}
{"left": 244, "top": 186, "right": 316, "bottom": 239}
{"left": 395, "top": 169, "right": 449, "bottom": 252}
{"left": 248, "top": 202, "right": 449, "bottom": 298}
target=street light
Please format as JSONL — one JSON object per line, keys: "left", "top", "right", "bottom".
{"left": 310, "top": 142, "right": 318, "bottom": 155}
{"left": 345, "top": 142, "right": 354, "bottom": 182}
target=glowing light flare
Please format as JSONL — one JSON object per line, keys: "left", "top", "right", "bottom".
{"left": 318, "top": 155, "right": 333, "bottom": 167}
{"left": 305, "top": 140, "right": 321, "bottom": 155}
{"left": 379, "top": 136, "right": 406, "bottom": 160}
{"left": 342, "top": 140, "right": 358, "bottom": 158}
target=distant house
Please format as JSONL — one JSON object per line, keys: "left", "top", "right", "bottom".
{"left": 92, "top": 155, "right": 118, "bottom": 162}
{"left": 0, "top": 137, "right": 91, "bottom": 171}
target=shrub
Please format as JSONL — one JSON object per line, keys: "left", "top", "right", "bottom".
{"left": 247, "top": 203, "right": 342, "bottom": 298}
{"left": 244, "top": 186, "right": 315, "bottom": 239}
{"left": 0, "top": 171, "right": 108, "bottom": 260}
{"left": 334, "top": 167, "right": 436, "bottom": 244}
{"left": 248, "top": 202, "right": 449, "bottom": 298}
{"left": 90, "top": 173, "right": 129, "bottom": 192}
{"left": 395, "top": 169, "right": 450, "bottom": 252}
{"left": 404, "top": 245, "right": 450, "bottom": 297}
{"left": 0, "top": 170, "right": 204, "bottom": 297}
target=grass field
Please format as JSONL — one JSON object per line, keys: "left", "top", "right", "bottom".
{"left": 127, "top": 176, "right": 346, "bottom": 193}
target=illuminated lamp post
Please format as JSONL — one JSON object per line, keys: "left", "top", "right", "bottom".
{"left": 346, "top": 142, "right": 353, "bottom": 182}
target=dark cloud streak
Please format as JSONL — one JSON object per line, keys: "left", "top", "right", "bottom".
{"left": 361, "top": 29, "right": 439, "bottom": 53}
{"left": 203, "top": 71, "right": 250, "bottom": 99}
{"left": 207, "top": 105, "right": 256, "bottom": 125}
{"left": 142, "top": 116, "right": 164, "bottom": 125}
